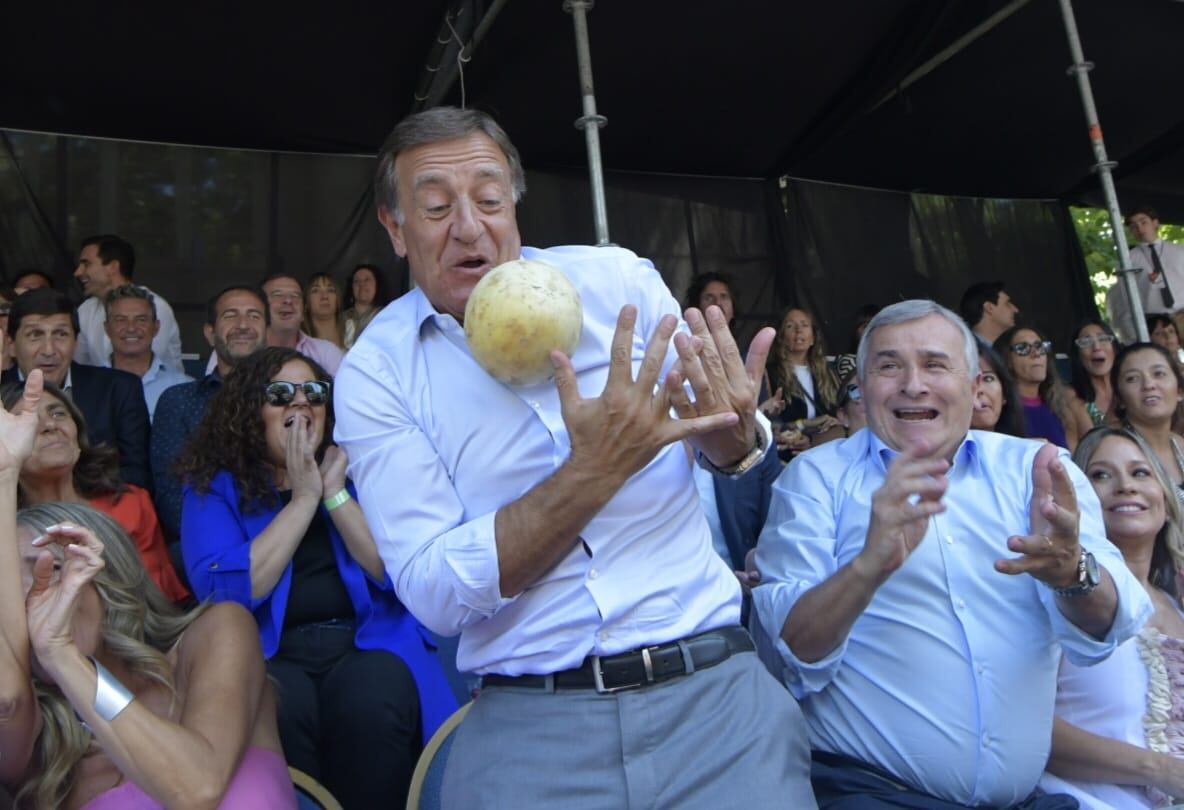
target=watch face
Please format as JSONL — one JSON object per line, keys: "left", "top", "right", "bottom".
{"left": 1083, "top": 551, "right": 1101, "bottom": 587}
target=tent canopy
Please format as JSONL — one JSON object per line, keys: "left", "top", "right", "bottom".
{"left": 6, "top": 0, "right": 1184, "bottom": 217}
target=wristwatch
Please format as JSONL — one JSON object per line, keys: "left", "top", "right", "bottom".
{"left": 1051, "top": 549, "right": 1101, "bottom": 598}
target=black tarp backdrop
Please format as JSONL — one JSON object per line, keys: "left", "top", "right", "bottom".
{"left": 779, "top": 179, "right": 1096, "bottom": 353}
{"left": 5, "top": 1, "right": 1184, "bottom": 216}
{"left": 0, "top": 127, "right": 1095, "bottom": 359}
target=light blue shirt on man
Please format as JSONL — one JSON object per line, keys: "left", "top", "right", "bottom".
{"left": 104, "top": 353, "right": 192, "bottom": 423}
{"left": 334, "top": 245, "right": 762, "bottom": 676}
{"left": 751, "top": 427, "right": 1151, "bottom": 808}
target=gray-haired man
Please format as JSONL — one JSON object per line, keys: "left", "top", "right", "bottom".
{"left": 103, "top": 284, "right": 191, "bottom": 421}
{"left": 752, "top": 299, "right": 1150, "bottom": 808}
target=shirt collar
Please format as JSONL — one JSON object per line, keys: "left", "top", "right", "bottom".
{"left": 866, "top": 428, "right": 980, "bottom": 476}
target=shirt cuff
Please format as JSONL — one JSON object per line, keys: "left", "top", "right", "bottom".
{"left": 441, "top": 511, "right": 519, "bottom": 617}
{"left": 750, "top": 577, "right": 846, "bottom": 699}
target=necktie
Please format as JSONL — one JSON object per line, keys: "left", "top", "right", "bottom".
{"left": 1150, "top": 244, "right": 1175, "bottom": 310}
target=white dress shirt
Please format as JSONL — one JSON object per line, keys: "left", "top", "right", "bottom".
{"left": 75, "top": 285, "right": 184, "bottom": 373}
{"left": 334, "top": 245, "right": 747, "bottom": 675}
{"left": 751, "top": 428, "right": 1152, "bottom": 807}
{"left": 1132, "top": 239, "right": 1184, "bottom": 315}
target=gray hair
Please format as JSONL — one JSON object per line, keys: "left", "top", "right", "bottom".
{"left": 103, "top": 284, "right": 157, "bottom": 321}
{"left": 856, "top": 299, "right": 978, "bottom": 380}
{"left": 374, "top": 106, "right": 527, "bottom": 223}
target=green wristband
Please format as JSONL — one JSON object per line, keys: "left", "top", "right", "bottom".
{"left": 323, "top": 489, "right": 351, "bottom": 511}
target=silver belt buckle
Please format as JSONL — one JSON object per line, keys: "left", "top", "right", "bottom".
{"left": 591, "top": 649, "right": 655, "bottom": 694}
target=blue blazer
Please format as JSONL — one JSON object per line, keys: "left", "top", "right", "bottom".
{"left": 181, "top": 471, "right": 457, "bottom": 741}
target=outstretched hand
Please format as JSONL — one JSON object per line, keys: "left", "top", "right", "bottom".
{"left": 665, "top": 305, "right": 775, "bottom": 468}
{"left": 996, "top": 442, "right": 1081, "bottom": 587}
{"left": 552, "top": 305, "right": 739, "bottom": 484}
{"left": 853, "top": 443, "right": 949, "bottom": 581}
{"left": 25, "top": 523, "right": 105, "bottom": 675}
{"left": 0, "top": 367, "right": 43, "bottom": 478}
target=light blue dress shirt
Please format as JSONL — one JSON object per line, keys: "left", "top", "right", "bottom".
{"left": 103, "top": 353, "right": 192, "bottom": 423}
{"left": 334, "top": 245, "right": 753, "bottom": 676}
{"left": 751, "top": 427, "right": 1152, "bottom": 807}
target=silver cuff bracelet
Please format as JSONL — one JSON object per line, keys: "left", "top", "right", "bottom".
{"left": 91, "top": 657, "right": 134, "bottom": 722}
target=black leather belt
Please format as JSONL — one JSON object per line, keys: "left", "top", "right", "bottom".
{"left": 481, "top": 626, "right": 753, "bottom": 694}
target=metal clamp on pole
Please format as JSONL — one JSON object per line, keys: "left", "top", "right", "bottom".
{"left": 564, "top": 0, "right": 612, "bottom": 246}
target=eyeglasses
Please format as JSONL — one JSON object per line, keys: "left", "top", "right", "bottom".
{"left": 1009, "top": 340, "right": 1052, "bottom": 357}
{"left": 0, "top": 305, "right": 11, "bottom": 316}
{"left": 1073, "top": 334, "right": 1117, "bottom": 349}
{"left": 841, "top": 383, "right": 862, "bottom": 405}
{"left": 264, "top": 380, "right": 331, "bottom": 406}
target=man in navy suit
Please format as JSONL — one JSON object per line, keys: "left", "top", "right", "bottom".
{"left": 4, "top": 288, "right": 151, "bottom": 489}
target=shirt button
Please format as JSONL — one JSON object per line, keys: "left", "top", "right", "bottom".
{"left": 945, "top": 535, "right": 954, "bottom": 545}
{"left": 588, "top": 569, "right": 599, "bottom": 580}
{"left": 209, "top": 562, "right": 219, "bottom": 570}
{"left": 982, "top": 734, "right": 991, "bottom": 747}
{"left": 530, "top": 400, "right": 541, "bottom": 409}
{"left": 598, "top": 631, "right": 609, "bottom": 642}
{"left": 956, "top": 599, "right": 966, "bottom": 609}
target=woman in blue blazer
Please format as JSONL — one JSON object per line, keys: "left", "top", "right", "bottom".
{"left": 178, "top": 347, "right": 455, "bottom": 808}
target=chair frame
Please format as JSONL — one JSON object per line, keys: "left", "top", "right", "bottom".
{"left": 406, "top": 702, "right": 473, "bottom": 810}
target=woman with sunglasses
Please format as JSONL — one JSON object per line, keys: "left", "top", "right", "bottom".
{"left": 972, "top": 339, "right": 1026, "bottom": 437}
{"left": 1038, "top": 427, "right": 1184, "bottom": 806}
{"left": 833, "top": 369, "right": 866, "bottom": 438}
{"left": 994, "top": 325, "right": 1086, "bottom": 450}
{"left": 1112, "top": 342, "right": 1184, "bottom": 504}
{"left": 1068, "top": 320, "right": 1121, "bottom": 433}
{"left": 177, "top": 347, "right": 456, "bottom": 807}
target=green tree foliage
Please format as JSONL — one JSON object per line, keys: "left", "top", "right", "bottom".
{"left": 1072, "top": 207, "right": 1184, "bottom": 312}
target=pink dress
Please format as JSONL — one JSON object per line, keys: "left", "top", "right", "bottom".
{"left": 79, "top": 747, "right": 296, "bottom": 809}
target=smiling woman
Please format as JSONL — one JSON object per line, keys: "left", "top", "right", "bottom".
{"left": 1040, "top": 427, "right": 1184, "bottom": 806}
{"left": 1112, "top": 342, "right": 1184, "bottom": 504}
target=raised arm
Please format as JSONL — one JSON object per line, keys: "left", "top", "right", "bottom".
{"left": 495, "top": 307, "right": 738, "bottom": 596}
{"left": 318, "top": 446, "right": 384, "bottom": 582}
{"left": 27, "top": 532, "right": 273, "bottom": 810}
{"left": 0, "top": 370, "right": 45, "bottom": 785}
{"left": 780, "top": 448, "right": 949, "bottom": 662}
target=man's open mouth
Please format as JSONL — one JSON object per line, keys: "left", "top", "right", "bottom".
{"left": 894, "top": 408, "right": 938, "bottom": 421}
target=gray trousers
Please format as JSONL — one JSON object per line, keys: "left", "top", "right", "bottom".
{"left": 441, "top": 650, "right": 817, "bottom": 809}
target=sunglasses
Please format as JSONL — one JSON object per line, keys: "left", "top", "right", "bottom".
{"left": 1009, "top": 340, "right": 1052, "bottom": 357}
{"left": 264, "top": 380, "right": 331, "bottom": 406}
{"left": 1073, "top": 334, "right": 1117, "bottom": 349}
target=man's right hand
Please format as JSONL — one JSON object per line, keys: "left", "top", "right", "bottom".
{"left": 852, "top": 446, "right": 949, "bottom": 582}
{"left": 551, "top": 305, "right": 739, "bottom": 485}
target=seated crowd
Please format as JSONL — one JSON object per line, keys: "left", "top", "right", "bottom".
{"left": 0, "top": 164, "right": 1181, "bottom": 808}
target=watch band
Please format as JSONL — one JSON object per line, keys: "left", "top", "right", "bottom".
{"left": 698, "top": 428, "right": 767, "bottom": 477}
{"left": 1051, "top": 549, "right": 1099, "bottom": 598}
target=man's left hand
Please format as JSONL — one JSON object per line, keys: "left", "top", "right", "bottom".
{"left": 995, "top": 443, "right": 1082, "bottom": 588}
{"left": 665, "top": 306, "right": 775, "bottom": 467}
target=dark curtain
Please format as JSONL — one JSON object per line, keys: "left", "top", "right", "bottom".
{"left": 0, "top": 133, "right": 73, "bottom": 286}
{"left": 780, "top": 178, "right": 1097, "bottom": 354}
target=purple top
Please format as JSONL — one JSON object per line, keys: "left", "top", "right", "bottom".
{"left": 80, "top": 747, "right": 296, "bottom": 809}
{"left": 1021, "top": 396, "right": 1068, "bottom": 448}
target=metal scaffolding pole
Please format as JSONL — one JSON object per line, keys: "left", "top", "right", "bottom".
{"left": 563, "top": 0, "right": 610, "bottom": 246}
{"left": 1057, "top": 0, "right": 1148, "bottom": 342}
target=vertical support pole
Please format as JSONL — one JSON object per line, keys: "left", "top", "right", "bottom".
{"left": 563, "top": 0, "right": 610, "bottom": 246}
{"left": 1057, "top": 0, "right": 1148, "bottom": 342}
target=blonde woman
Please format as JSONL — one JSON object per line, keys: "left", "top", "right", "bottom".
{"left": 0, "top": 371, "right": 294, "bottom": 809}
{"left": 1040, "top": 427, "right": 1184, "bottom": 807}
{"left": 765, "top": 305, "right": 840, "bottom": 455}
